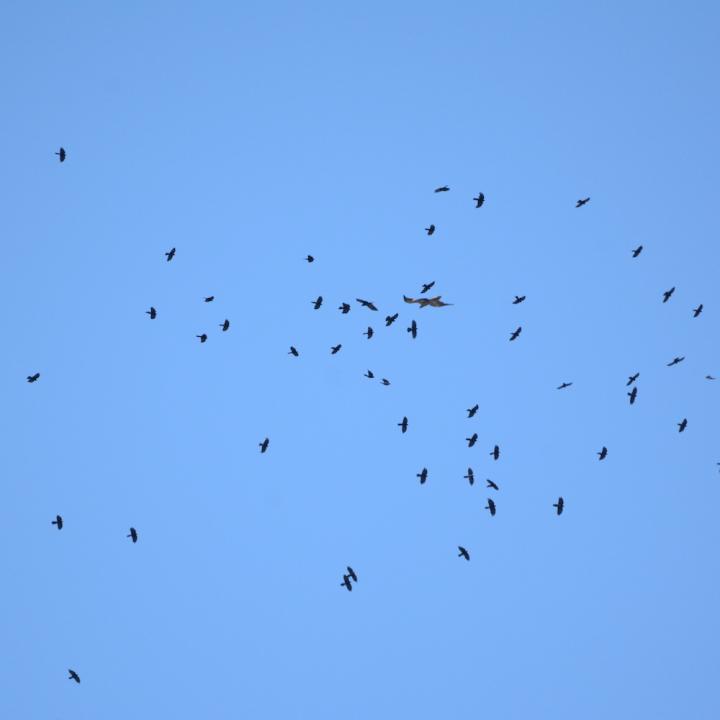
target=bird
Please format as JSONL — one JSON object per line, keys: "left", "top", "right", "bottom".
{"left": 356, "top": 298, "right": 378, "bottom": 311}
{"left": 312, "top": 296, "right": 323, "bottom": 310}
{"left": 68, "top": 669, "right": 80, "bottom": 683}
{"left": 627, "top": 372, "right": 640, "bottom": 386}
{"left": 51, "top": 515, "right": 63, "bottom": 530}
{"left": 632, "top": 245, "right": 643, "bottom": 258}
{"left": 331, "top": 344, "right": 342, "bottom": 354}
{"left": 127, "top": 527, "right": 138, "bottom": 543}
{"left": 398, "top": 416, "right": 408, "bottom": 433}
{"left": 365, "top": 370, "right": 375, "bottom": 379}
{"left": 165, "top": 247, "right": 176, "bottom": 262}
{"left": 425, "top": 224, "right": 436, "bottom": 236}
{"left": 339, "top": 303, "right": 351, "bottom": 314}
{"left": 288, "top": 346, "right": 299, "bottom": 357}
{"left": 473, "top": 192, "right": 485, "bottom": 208}
{"left": 490, "top": 445, "right": 500, "bottom": 460}
{"left": 146, "top": 307, "right": 157, "bottom": 319}
{"left": 693, "top": 304, "right": 704, "bottom": 318}
{"left": 434, "top": 186, "right": 450, "bottom": 193}
{"left": 26, "top": 373, "right": 40, "bottom": 383}
{"left": 385, "top": 313, "right": 399, "bottom": 326}
{"left": 204, "top": 296, "right": 214, "bottom": 302}
{"left": 485, "top": 499, "right": 497, "bottom": 516}
{"left": 467, "top": 404, "right": 479, "bottom": 418}
{"left": 305, "top": 255, "right": 315, "bottom": 263}
{"left": 55, "top": 147, "right": 66, "bottom": 162}
{"left": 557, "top": 382, "right": 573, "bottom": 390}
{"left": 509, "top": 326, "right": 522, "bottom": 341}
{"left": 219, "top": 319, "right": 230, "bottom": 331}
{"left": 553, "top": 497, "right": 564, "bottom": 515}
{"left": 464, "top": 467, "right": 474, "bottom": 486}
{"left": 628, "top": 386, "right": 638, "bottom": 405}
{"left": 407, "top": 320, "right": 417, "bottom": 339}
{"left": 597, "top": 446, "right": 608, "bottom": 460}
{"left": 341, "top": 575, "right": 353, "bottom": 592}
{"left": 512, "top": 295, "right": 526, "bottom": 304}
{"left": 363, "top": 327, "right": 374, "bottom": 339}
{"left": 196, "top": 334, "right": 207, "bottom": 343}
{"left": 706, "top": 375, "right": 717, "bottom": 380}
{"left": 346, "top": 567, "right": 358, "bottom": 583}
{"left": 667, "top": 356, "right": 685, "bottom": 367}
{"left": 576, "top": 197, "right": 590, "bottom": 208}
{"left": 417, "top": 468, "right": 428, "bottom": 484}
{"left": 421, "top": 281, "right": 436, "bottom": 294}
{"left": 458, "top": 546, "right": 470, "bottom": 561}
{"left": 678, "top": 418, "right": 688, "bottom": 433}
{"left": 486, "top": 479, "right": 499, "bottom": 491}
{"left": 381, "top": 378, "right": 391, "bottom": 386}
{"left": 662, "top": 287, "right": 676, "bottom": 303}
{"left": 466, "top": 433, "right": 478, "bottom": 448}
{"left": 259, "top": 438, "right": 269, "bottom": 453}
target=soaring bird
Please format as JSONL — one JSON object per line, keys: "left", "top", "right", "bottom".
{"left": 434, "top": 186, "right": 450, "bottom": 193}
{"left": 628, "top": 386, "right": 638, "bottom": 405}
{"left": 486, "top": 479, "right": 499, "bottom": 491}
{"left": 464, "top": 467, "right": 475, "bottom": 486}
{"left": 473, "top": 192, "right": 485, "bottom": 208}
{"left": 398, "top": 416, "right": 408, "bottom": 433}
{"left": 55, "top": 147, "right": 66, "bottom": 162}
{"left": 288, "top": 346, "right": 299, "bottom": 357}
{"left": 485, "top": 498, "right": 496, "bottom": 516}
{"left": 458, "top": 546, "right": 470, "bottom": 561}
{"left": 557, "top": 382, "right": 573, "bottom": 390}
{"left": 204, "top": 296, "right": 214, "bottom": 302}
{"left": 219, "top": 319, "right": 230, "bottom": 332}
{"left": 509, "top": 326, "right": 522, "bottom": 341}
{"left": 165, "top": 247, "right": 176, "bottom": 262}
{"left": 425, "top": 224, "right": 436, "bottom": 236}
{"left": 466, "top": 433, "right": 478, "bottom": 448}
{"left": 421, "top": 281, "right": 436, "bottom": 294}
{"left": 52, "top": 515, "right": 63, "bottom": 530}
{"left": 678, "top": 418, "right": 688, "bottom": 433}
{"left": 407, "top": 320, "right": 417, "bottom": 339}
{"left": 467, "top": 404, "right": 479, "bottom": 418}
{"left": 312, "top": 296, "right": 323, "bottom": 310}
{"left": 339, "top": 303, "right": 351, "bottom": 314}
{"left": 576, "top": 197, "right": 590, "bottom": 208}
{"left": 632, "top": 245, "right": 643, "bottom": 258}
{"left": 385, "top": 313, "right": 399, "bottom": 326}
{"left": 146, "top": 307, "right": 157, "bottom": 319}
{"left": 363, "top": 327, "right": 374, "bottom": 339}
{"left": 331, "top": 344, "right": 342, "bottom": 354}
{"left": 305, "top": 255, "right": 315, "bottom": 263}
{"left": 513, "top": 295, "right": 526, "bottom": 304}
{"left": 706, "top": 375, "right": 717, "bottom": 380}
{"left": 553, "top": 497, "right": 564, "bottom": 515}
{"left": 127, "top": 527, "right": 138, "bottom": 543}
{"left": 381, "top": 378, "right": 391, "bottom": 386}
{"left": 490, "top": 445, "right": 500, "bottom": 460}
{"left": 662, "top": 287, "right": 676, "bottom": 303}
{"left": 356, "top": 298, "right": 378, "bottom": 311}
{"left": 417, "top": 468, "right": 428, "bottom": 484}
{"left": 346, "top": 567, "right": 358, "bottom": 583}
{"left": 627, "top": 372, "right": 640, "bottom": 386}
{"left": 667, "top": 356, "right": 685, "bottom": 367}
{"left": 365, "top": 370, "right": 375, "bottom": 379}
{"left": 196, "top": 334, "right": 207, "bottom": 343}
{"left": 259, "top": 437, "right": 269, "bottom": 453}
{"left": 68, "top": 669, "right": 80, "bottom": 683}
{"left": 693, "top": 304, "right": 704, "bottom": 318}
{"left": 341, "top": 575, "right": 353, "bottom": 592}
{"left": 27, "top": 373, "right": 40, "bottom": 383}
{"left": 597, "top": 446, "right": 608, "bottom": 460}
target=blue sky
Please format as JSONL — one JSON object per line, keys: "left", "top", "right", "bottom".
{"left": 2, "top": 2, "right": 720, "bottom": 718}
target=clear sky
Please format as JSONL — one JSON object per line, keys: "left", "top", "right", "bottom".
{"left": 2, "top": 2, "right": 719, "bottom": 718}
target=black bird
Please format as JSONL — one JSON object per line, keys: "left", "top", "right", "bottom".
{"left": 385, "top": 313, "right": 399, "bottom": 326}
{"left": 632, "top": 245, "right": 643, "bottom": 258}
{"left": 165, "top": 247, "right": 176, "bottom": 262}
{"left": 553, "top": 497, "right": 564, "bottom": 515}
{"left": 356, "top": 298, "right": 378, "bottom": 311}
{"left": 557, "top": 382, "right": 573, "bottom": 390}
{"left": 288, "top": 346, "right": 299, "bottom": 357}
{"left": 458, "top": 546, "right": 470, "bottom": 561}
{"left": 421, "top": 281, "right": 436, "bottom": 294}
{"left": 196, "top": 334, "right": 207, "bottom": 343}
{"left": 486, "top": 479, "right": 499, "bottom": 491}
{"left": 466, "top": 433, "right": 478, "bottom": 448}
{"left": 219, "top": 319, "right": 230, "bottom": 331}
{"left": 678, "top": 418, "right": 688, "bottom": 433}
{"left": 490, "top": 445, "right": 500, "bottom": 460}
{"left": 464, "top": 467, "right": 475, "bottom": 486}
{"left": 398, "top": 416, "right": 408, "bottom": 433}
{"left": 312, "top": 296, "right": 323, "bottom": 310}
{"left": 628, "top": 386, "right": 638, "bottom": 405}
{"left": 365, "top": 370, "right": 374, "bottom": 379}
{"left": 381, "top": 378, "right": 391, "bottom": 386}
{"left": 27, "top": 373, "right": 40, "bottom": 383}
{"left": 127, "top": 527, "right": 138, "bottom": 543}
{"left": 667, "top": 356, "right": 685, "bottom": 367}
{"left": 485, "top": 498, "right": 496, "bottom": 516}
{"left": 204, "top": 296, "right": 214, "bottom": 302}
{"left": 52, "top": 515, "right": 63, "bottom": 529}
{"left": 706, "top": 375, "right": 717, "bottom": 380}
{"left": 597, "top": 446, "right": 608, "bottom": 460}
{"left": 693, "top": 304, "right": 704, "bottom": 318}
{"left": 339, "top": 303, "right": 351, "bottom": 314}
{"left": 627, "top": 372, "right": 640, "bottom": 386}
{"left": 407, "top": 320, "right": 417, "bottom": 339}
{"left": 305, "top": 255, "right": 315, "bottom": 263}
{"left": 331, "top": 344, "right": 342, "bottom": 354}
{"left": 417, "top": 468, "right": 428, "bottom": 484}
{"left": 509, "top": 326, "right": 522, "bottom": 341}
{"left": 513, "top": 295, "right": 526, "bottom": 304}
{"left": 473, "top": 192, "right": 485, "bottom": 208}
{"left": 576, "top": 197, "right": 590, "bottom": 208}
{"left": 259, "top": 437, "right": 269, "bottom": 453}
{"left": 425, "top": 224, "right": 436, "bottom": 236}
{"left": 68, "top": 669, "right": 80, "bottom": 683}
{"left": 146, "top": 306, "right": 157, "bottom": 319}
{"left": 662, "top": 287, "right": 676, "bottom": 303}
{"left": 363, "top": 327, "right": 374, "bottom": 339}
{"left": 434, "top": 186, "right": 450, "bottom": 193}
{"left": 341, "top": 575, "right": 353, "bottom": 592}
{"left": 467, "top": 404, "right": 479, "bottom": 418}
{"left": 55, "top": 147, "right": 66, "bottom": 162}
{"left": 347, "top": 567, "right": 358, "bottom": 583}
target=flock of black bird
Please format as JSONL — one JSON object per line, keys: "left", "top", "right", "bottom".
{"left": 33, "top": 151, "right": 713, "bottom": 685}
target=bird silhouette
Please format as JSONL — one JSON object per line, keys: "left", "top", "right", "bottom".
{"left": 219, "top": 319, "right": 230, "bottom": 332}
{"left": 434, "top": 186, "right": 450, "bottom": 193}
{"left": 339, "top": 303, "right": 351, "bottom": 314}
{"left": 165, "top": 247, "right": 176, "bottom": 262}
{"left": 509, "top": 326, "right": 522, "bottom": 341}
{"left": 576, "top": 197, "right": 590, "bottom": 207}
{"left": 473, "top": 192, "right": 485, "bottom": 208}
{"left": 706, "top": 375, "right": 717, "bottom": 380}
{"left": 667, "top": 356, "right": 685, "bottom": 367}
{"left": 363, "top": 327, "right": 374, "bottom": 339}
{"left": 346, "top": 567, "right": 358, "bottom": 583}
{"left": 312, "top": 296, "right": 323, "bottom": 310}
{"left": 417, "top": 468, "right": 428, "bottom": 484}
{"left": 486, "top": 479, "right": 499, "bottom": 491}
{"left": 467, "top": 404, "right": 479, "bottom": 418}
{"left": 466, "top": 433, "right": 478, "bottom": 448}
{"left": 458, "top": 546, "right": 470, "bottom": 560}
{"left": 204, "top": 296, "right": 214, "bottom": 302}
{"left": 196, "top": 334, "right": 207, "bottom": 343}
{"left": 632, "top": 245, "right": 643, "bottom": 258}
{"left": 127, "top": 527, "right": 138, "bottom": 543}
{"left": 485, "top": 499, "right": 496, "bottom": 516}
{"left": 553, "top": 497, "right": 564, "bottom": 515}
{"left": 678, "top": 418, "right": 688, "bottom": 433}
{"left": 425, "top": 224, "right": 436, "bottom": 236}
{"left": 407, "top": 320, "right": 417, "bottom": 339}
{"left": 385, "top": 313, "right": 399, "bottom": 326}
{"left": 381, "top": 378, "right": 391, "bottom": 386}
{"left": 55, "top": 147, "right": 66, "bottom": 162}
{"left": 305, "top": 255, "right": 315, "bottom": 263}
{"left": 557, "top": 382, "right": 573, "bottom": 390}
{"left": 597, "top": 446, "right": 608, "bottom": 460}
{"left": 331, "top": 344, "right": 342, "bottom": 354}
{"left": 513, "top": 295, "right": 526, "bottom": 304}
{"left": 356, "top": 298, "right": 378, "bottom": 311}
{"left": 627, "top": 372, "right": 640, "bottom": 386}
{"left": 288, "top": 346, "right": 299, "bottom": 357}
{"left": 146, "top": 307, "right": 157, "bottom": 319}
{"left": 693, "top": 304, "right": 704, "bottom": 318}
{"left": 490, "top": 445, "right": 500, "bottom": 460}
{"left": 26, "top": 373, "right": 40, "bottom": 383}
{"left": 68, "top": 669, "right": 80, "bottom": 683}
{"left": 464, "top": 467, "right": 475, "bottom": 485}
{"left": 365, "top": 370, "right": 374, "bottom": 379}
{"left": 259, "top": 437, "right": 269, "bottom": 453}
{"left": 341, "top": 575, "right": 353, "bottom": 592}
{"left": 398, "top": 416, "right": 408, "bottom": 433}
{"left": 52, "top": 515, "right": 63, "bottom": 529}
{"left": 628, "top": 386, "right": 638, "bottom": 405}
{"left": 421, "top": 281, "right": 436, "bottom": 294}
{"left": 662, "top": 287, "right": 676, "bottom": 303}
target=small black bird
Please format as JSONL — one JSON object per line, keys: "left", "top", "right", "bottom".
{"left": 662, "top": 287, "right": 676, "bottom": 303}
{"left": 363, "top": 327, "right": 374, "bottom": 339}
{"left": 458, "top": 546, "right": 470, "bottom": 561}
{"left": 347, "top": 566, "right": 358, "bottom": 583}
{"left": 385, "top": 313, "right": 399, "bottom": 326}
{"left": 398, "top": 416, "right": 408, "bottom": 433}
{"left": 204, "top": 296, "right": 214, "bottom": 302}
{"left": 576, "top": 197, "right": 590, "bottom": 208}
{"left": 365, "top": 370, "right": 375, "bottom": 379}
{"left": 288, "top": 346, "right": 299, "bottom": 357}
{"left": 381, "top": 378, "right": 391, "bottom": 386}
{"left": 628, "top": 386, "right": 638, "bottom": 405}
{"left": 632, "top": 245, "right": 643, "bottom": 258}
{"left": 68, "top": 669, "right": 80, "bottom": 683}
{"left": 425, "top": 224, "right": 436, "bottom": 236}
{"left": 466, "top": 433, "right": 478, "bottom": 448}
{"left": 597, "top": 446, "right": 608, "bottom": 460}
{"left": 341, "top": 575, "right": 353, "bottom": 592}
{"left": 219, "top": 319, "right": 230, "bottom": 331}
{"left": 464, "top": 467, "right": 474, "bottom": 486}
{"left": 259, "top": 437, "right": 269, "bottom": 453}
{"left": 693, "top": 304, "right": 704, "bottom": 318}
{"left": 509, "top": 326, "right": 522, "bottom": 341}
{"left": 305, "top": 255, "right": 315, "bottom": 263}
{"left": 146, "top": 306, "right": 157, "bottom": 319}
{"left": 485, "top": 498, "right": 496, "bottom": 516}
{"left": 339, "top": 303, "right": 351, "bottom": 314}
{"left": 513, "top": 295, "right": 526, "bottom": 304}
{"left": 706, "top": 375, "right": 717, "bottom": 380}
{"left": 473, "top": 192, "right": 485, "bottom": 208}
{"left": 331, "top": 344, "right": 342, "bottom": 354}
{"left": 127, "top": 527, "right": 138, "bottom": 543}
{"left": 196, "top": 334, "right": 207, "bottom": 343}
{"left": 417, "top": 468, "right": 428, "bottom": 484}
{"left": 486, "top": 479, "right": 499, "bottom": 491}
{"left": 627, "top": 372, "right": 640, "bottom": 386}
{"left": 421, "top": 281, "right": 436, "bottom": 294}
{"left": 56, "top": 147, "right": 66, "bottom": 162}
{"left": 490, "top": 445, "right": 500, "bottom": 460}
{"left": 553, "top": 497, "right": 564, "bottom": 515}
{"left": 557, "top": 382, "right": 573, "bottom": 390}
{"left": 165, "top": 247, "right": 176, "bottom": 262}
{"left": 356, "top": 298, "right": 378, "bottom": 311}
{"left": 435, "top": 186, "right": 450, "bottom": 193}
{"left": 467, "top": 404, "right": 479, "bottom": 418}
{"left": 667, "top": 356, "right": 685, "bottom": 367}
{"left": 312, "top": 296, "right": 323, "bottom": 310}
{"left": 52, "top": 515, "right": 63, "bottom": 529}
{"left": 27, "top": 373, "right": 40, "bottom": 383}
{"left": 407, "top": 320, "right": 417, "bottom": 339}
{"left": 678, "top": 418, "right": 688, "bottom": 433}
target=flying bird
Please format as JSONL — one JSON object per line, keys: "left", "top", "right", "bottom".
{"left": 486, "top": 479, "right": 499, "bottom": 491}
{"left": 27, "top": 373, "right": 40, "bottom": 383}
{"left": 127, "top": 527, "right": 138, "bottom": 543}
{"left": 512, "top": 295, "right": 526, "bottom": 304}
{"left": 632, "top": 245, "right": 643, "bottom": 258}
{"left": 434, "top": 186, "right": 450, "bottom": 193}
{"left": 485, "top": 498, "right": 496, "bottom": 516}
{"left": 458, "top": 546, "right": 470, "bottom": 561}
{"left": 421, "top": 281, "right": 436, "bottom": 294}
{"left": 425, "top": 224, "right": 436, "bottom": 236}
{"left": 398, "top": 416, "right": 408, "bottom": 433}
{"left": 312, "top": 296, "right": 323, "bottom": 310}
{"left": 381, "top": 378, "right": 391, "bottom": 386}
{"left": 259, "top": 437, "right": 269, "bottom": 453}
{"left": 627, "top": 372, "right": 640, "bottom": 386}
{"left": 363, "top": 327, "right": 374, "bottom": 339}
{"left": 557, "top": 382, "right": 573, "bottom": 390}
{"left": 473, "top": 192, "right": 485, "bottom": 208}
{"left": 706, "top": 375, "right": 716, "bottom": 380}
{"left": 467, "top": 404, "right": 479, "bottom": 418}
{"left": 305, "top": 255, "right": 315, "bottom": 263}
{"left": 346, "top": 567, "right": 358, "bottom": 583}
{"left": 693, "top": 304, "right": 703, "bottom": 318}
{"left": 146, "top": 306, "right": 157, "bottom": 319}
{"left": 553, "top": 497, "right": 564, "bottom": 515}
{"left": 219, "top": 319, "right": 230, "bottom": 332}
{"left": 288, "top": 346, "right": 299, "bottom": 357}
{"left": 464, "top": 467, "right": 474, "bottom": 486}
{"left": 385, "top": 313, "right": 399, "bottom": 326}
{"left": 597, "top": 446, "right": 608, "bottom": 460}
{"left": 628, "top": 386, "right": 638, "bottom": 405}
{"left": 509, "top": 326, "right": 522, "bottom": 341}
{"left": 68, "top": 669, "right": 80, "bottom": 683}
{"left": 331, "top": 344, "right": 342, "bottom": 354}
{"left": 365, "top": 370, "right": 374, "bottom": 379}
{"left": 51, "top": 515, "right": 63, "bottom": 530}
{"left": 466, "top": 433, "right": 478, "bottom": 448}
{"left": 55, "top": 147, "right": 66, "bottom": 162}
{"left": 339, "top": 303, "right": 351, "bottom": 314}
{"left": 417, "top": 468, "right": 428, "bottom": 484}
{"left": 678, "top": 418, "right": 688, "bottom": 433}
{"left": 196, "top": 334, "right": 207, "bottom": 343}
{"left": 407, "top": 320, "right": 417, "bottom": 339}
{"left": 356, "top": 298, "right": 378, "bottom": 311}
{"left": 165, "top": 247, "right": 176, "bottom": 262}
{"left": 204, "top": 296, "right": 214, "bottom": 302}
{"left": 667, "top": 356, "right": 685, "bottom": 367}
{"left": 490, "top": 445, "right": 500, "bottom": 460}
{"left": 576, "top": 197, "right": 590, "bottom": 208}
{"left": 662, "top": 287, "right": 676, "bottom": 303}
{"left": 341, "top": 575, "right": 353, "bottom": 592}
